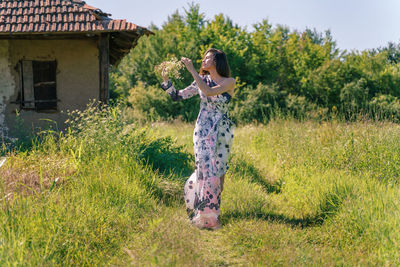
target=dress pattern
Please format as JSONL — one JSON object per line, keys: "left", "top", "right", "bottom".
{"left": 164, "top": 75, "right": 235, "bottom": 229}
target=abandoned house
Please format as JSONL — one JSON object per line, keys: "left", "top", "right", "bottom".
{"left": 0, "top": 0, "right": 151, "bottom": 138}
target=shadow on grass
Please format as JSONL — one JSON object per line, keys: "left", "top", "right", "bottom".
{"left": 229, "top": 155, "right": 283, "bottom": 194}
{"left": 221, "top": 183, "right": 354, "bottom": 228}
{"left": 149, "top": 179, "right": 185, "bottom": 207}
{"left": 127, "top": 134, "right": 194, "bottom": 181}
{"left": 156, "top": 153, "right": 284, "bottom": 207}
{"left": 1, "top": 135, "right": 42, "bottom": 156}
{"left": 221, "top": 210, "right": 323, "bottom": 228}
{"left": 153, "top": 153, "right": 286, "bottom": 207}
{"left": 1, "top": 119, "right": 61, "bottom": 156}
{"left": 139, "top": 164, "right": 193, "bottom": 208}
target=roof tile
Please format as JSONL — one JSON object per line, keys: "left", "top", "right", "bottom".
{"left": 0, "top": 0, "right": 150, "bottom": 34}
{"left": 0, "top": 0, "right": 152, "bottom": 65}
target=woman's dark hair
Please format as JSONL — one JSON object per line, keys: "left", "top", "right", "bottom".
{"left": 200, "top": 48, "right": 231, "bottom": 77}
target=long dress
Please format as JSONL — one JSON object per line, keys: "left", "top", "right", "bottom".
{"left": 164, "top": 75, "right": 235, "bottom": 229}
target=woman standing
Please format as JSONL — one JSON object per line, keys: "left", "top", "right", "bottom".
{"left": 160, "top": 48, "right": 235, "bottom": 230}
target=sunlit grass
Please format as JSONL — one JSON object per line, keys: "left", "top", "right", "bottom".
{"left": 152, "top": 119, "right": 400, "bottom": 265}
{"left": 1, "top": 110, "right": 400, "bottom": 265}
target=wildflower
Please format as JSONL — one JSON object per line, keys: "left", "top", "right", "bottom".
{"left": 154, "top": 57, "right": 185, "bottom": 80}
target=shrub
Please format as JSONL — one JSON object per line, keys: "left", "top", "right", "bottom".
{"left": 339, "top": 78, "right": 369, "bottom": 118}
{"left": 369, "top": 94, "right": 400, "bottom": 122}
{"left": 285, "top": 94, "right": 317, "bottom": 120}
{"left": 231, "top": 83, "right": 286, "bottom": 124}
{"left": 127, "top": 81, "right": 200, "bottom": 122}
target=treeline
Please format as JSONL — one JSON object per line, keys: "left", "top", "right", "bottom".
{"left": 110, "top": 4, "right": 400, "bottom": 124}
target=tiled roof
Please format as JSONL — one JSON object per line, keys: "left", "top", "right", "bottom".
{"left": 0, "top": 0, "right": 149, "bottom": 34}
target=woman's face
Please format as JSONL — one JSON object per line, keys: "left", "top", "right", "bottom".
{"left": 201, "top": 52, "right": 215, "bottom": 71}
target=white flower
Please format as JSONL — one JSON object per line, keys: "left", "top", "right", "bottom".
{"left": 154, "top": 57, "right": 185, "bottom": 80}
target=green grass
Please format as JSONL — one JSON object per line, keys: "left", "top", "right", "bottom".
{"left": 1, "top": 108, "right": 400, "bottom": 265}
{"left": 150, "top": 120, "right": 400, "bottom": 265}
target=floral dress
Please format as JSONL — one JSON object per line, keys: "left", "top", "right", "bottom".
{"left": 164, "top": 75, "right": 235, "bottom": 229}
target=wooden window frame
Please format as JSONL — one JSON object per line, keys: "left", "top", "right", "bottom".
{"left": 15, "top": 60, "right": 59, "bottom": 112}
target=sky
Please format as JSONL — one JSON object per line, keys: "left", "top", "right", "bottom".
{"left": 87, "top": 0, "right": 400, "bottom": 52}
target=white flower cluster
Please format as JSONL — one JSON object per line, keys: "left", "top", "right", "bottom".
{"left": 154, "top": 57, "right": 185, "bottom": 80}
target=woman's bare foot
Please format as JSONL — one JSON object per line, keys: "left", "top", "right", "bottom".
{"left": 191, "top": 217, "right": 222, "bottom": 230}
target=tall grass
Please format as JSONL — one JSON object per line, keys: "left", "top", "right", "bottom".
{"left": 0, "top": 102, "right": 192, "bottom": 266}
{"left": 153, "top": 119, "right": 400, "bottom": 265}
{"left": 224, "top": 120, "right": 400, "bottom": 264}
{"left": 1, "top": 106, "right": 400, "bottom": 265}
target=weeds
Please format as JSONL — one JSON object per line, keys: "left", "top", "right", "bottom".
{"left": 1, "top": 108, "right": 400, "bottom": 265}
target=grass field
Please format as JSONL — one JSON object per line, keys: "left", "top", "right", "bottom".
{"left": 1, "top": 105, "right": 400, "bottom": 266}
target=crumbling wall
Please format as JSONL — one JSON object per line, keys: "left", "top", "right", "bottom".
{"left": 0, "top": 40, "right": 15, "bottom": 139}
{"left": 5, "top": 38, "right": 100, "bottom": 135}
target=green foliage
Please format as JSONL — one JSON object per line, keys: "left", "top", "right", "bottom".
{"left": 340, "top": 78, "right": 369, "bottom": 115}
{"left": 377, "top": 41, "right": 400, "bottom": 65}
{"left": 110, "top": 3, "right": 400, "bottom": 124}
{"left": 199, "top": 14, "right": 252, "bottom": 84}
{"left": 285, "top": 94, "right": 318, "bottom": 119}
{"left": 110, "top": 3, "right": 206, "bottom": 98}
{"left": 231, "top": 83, "right": 285, "bottom": 124}
{"left": 369, "top": 94, "right": 400, "bottom": 122}
{"left": 127, "top": 81, "right": 199, "bottom": 122}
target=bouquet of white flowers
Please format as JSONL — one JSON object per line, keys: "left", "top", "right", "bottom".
{"left": 154, "top": 57, "right": 185, "bottom": 80}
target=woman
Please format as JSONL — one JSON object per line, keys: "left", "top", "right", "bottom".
{"left": 160, "top": 48, "right": 235, "bottom": 230}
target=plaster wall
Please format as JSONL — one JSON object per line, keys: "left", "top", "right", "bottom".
{"left": 0, "top": 40, "right": 15, "bottom": 139}
{"left": 4, "top": 38, "right": 100, "bottom": 135}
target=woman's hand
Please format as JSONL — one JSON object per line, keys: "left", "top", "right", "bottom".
{"left": 181, "top": 57, "right": 197, "bottom": 74}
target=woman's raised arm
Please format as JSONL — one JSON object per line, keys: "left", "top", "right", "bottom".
{"left": 161, "top": 80, "right": 199, "bottom": 101}
{"left": 181, "top": 57, "right": 235, "bottom": 97}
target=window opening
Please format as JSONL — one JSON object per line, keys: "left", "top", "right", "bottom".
{"left": 19, "top": 60, "right": 58, "bottom": 111}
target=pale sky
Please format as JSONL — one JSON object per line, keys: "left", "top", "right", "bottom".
{"left": 88, "top": 0, "right": 400, "bottom": 52}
